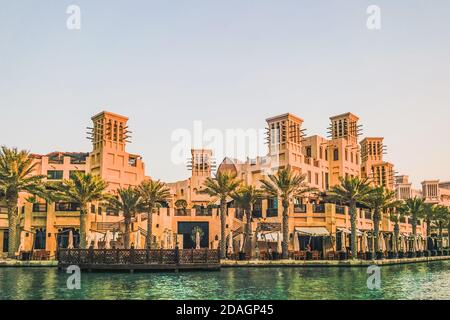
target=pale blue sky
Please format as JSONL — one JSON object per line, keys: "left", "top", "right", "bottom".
{"left": 1, "top": 1, "right": 449, "bottom": 187}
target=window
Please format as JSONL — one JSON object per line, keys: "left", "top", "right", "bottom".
{"left": 319, "top": 147, "right": 323, "bottom": 159}
{"left": 129, "top": 157, "right": 137, "bottom": 167}
{"left": 308, "top": 171, "right": 312, "bottom": 183}
{"left": 345, "top": 149, "right": 348, "bottom": 161}
{"left": 305, "top": 146, "right": 312, "bottom": 158}
{"left": 47, "top": 170, "right": 63, "bottom": 180}
{"left": 325, "top": 149, "right": 328, "bottom": 161}
{"left": 315, "top": 173, "right": 319, "bottom": 185}
{"left": 333, "top": 149, "right": 339, "bottom": 161}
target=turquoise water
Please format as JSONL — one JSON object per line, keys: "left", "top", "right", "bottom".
{"left": 0, "top": 261, "right": 449, "bottom": 300}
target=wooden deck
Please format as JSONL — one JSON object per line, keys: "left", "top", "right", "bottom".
{"left": 57, "top": 248, "right": 221, "bottom": 272}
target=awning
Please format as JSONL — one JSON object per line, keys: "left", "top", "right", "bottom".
{"left": 295, "top": 227, "right": 330, "bottom": 236}
{"left": 257, "top": 232, "right": 281, "bottom": 242}
{"left": 337, "top": 227, "right": 363, "bottom": 236}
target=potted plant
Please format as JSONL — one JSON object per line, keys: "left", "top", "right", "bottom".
{"left": 387, "top": 251, "right": 396, "bottom": 259}
{"left": 338, "top": 251, "right": 347, "bottom": 260}
{"left": 423, "top": 250, "right": 430, "bottom": 257}
{"left": 365, "top": 251, "right": 373, "bottom": 260}
{"left": 398, "top": 251, "right": 405, "bottom": 258}
{"left": 375, "top": 251, "right": 384, "bottom": 260}
{"left": 430, "top": 250, "right": 437, "bottom": 256}
{"left": 416, "top": 251, "right": 423, "bottom": 257}
{"left": 407, "top": 251, "right": 416, "bottom": 258}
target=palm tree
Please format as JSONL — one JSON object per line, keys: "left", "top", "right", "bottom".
{"left": 105, "top": 187, "right": 143, "bottom": 249}
{"left": 423, "top": 203, "right": 438, "bottom": 249}
{"left": 434, "top": 205, "right": 450, "bottom": 250}
{"left": 259, "top": 167, "right": 317, "bottom": 259}
{"left": 200, "top": 171, "right": 241, "bottom": 259}
{"left": 404, "top": 197, "right": 425, "bottom": 237}
{"left": 389, "top": 202, "right": 408, "bottom": 255}
{"left": 328, "top": 177, "right": 373, "bottom": 260}
{"left": 174, "top": 199, "right": 188, "bottom": 215}
{"left": 137, "top": 179, "right": 171, "bottom": 249}
{"left": 366, "top": 187, "right": 402, "bottom": 253}
{"left": 231, "top": 185, "right": 264, "bottom": 257}
{"left": 0, "top": 147, "right": 49, "bottom": 258}
{"left": 52, "top": 172, "right": 108, "bottom": 249}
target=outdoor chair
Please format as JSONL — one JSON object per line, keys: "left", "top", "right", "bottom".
{"left": 326, "top": 251, "right": 337, "bottom": 260}
{"left": 295, "top": 251, "right": 306, "bottom": 261}
{"left": 312, "top": 251, "right": 320, "bottom": 260}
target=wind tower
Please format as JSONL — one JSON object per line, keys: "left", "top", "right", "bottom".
{"left": 86, "top": 111, "right": 146, "bottom": 192}
{"left": 265, "top": 113, "right": 306, "bottom": 170}
{"left": 326, "top": 113, "right": 362, "bottom": 187}
{"left": 360, "top": 137, "right": 395, "bottom": 190}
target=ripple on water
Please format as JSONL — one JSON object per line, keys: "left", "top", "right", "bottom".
{"left": 0, "top": 261, "right": 449, "bottom": 300}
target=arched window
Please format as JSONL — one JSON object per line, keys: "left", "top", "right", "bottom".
{"left": 333, "top": 149, "right": 339, "bottom": 161}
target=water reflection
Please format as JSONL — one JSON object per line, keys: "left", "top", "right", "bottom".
{"left": 0, "top": 261, "right": 448, "bottom": 300}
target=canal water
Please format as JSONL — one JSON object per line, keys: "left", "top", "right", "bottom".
{"left": 0, "top": 261, "right": 449, "bottom": 300}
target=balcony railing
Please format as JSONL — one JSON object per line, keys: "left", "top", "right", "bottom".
{"left": 335, "top": 205, "right": 346, "bottom": 215}
{"left": 55, "top": 202, "right": 81, "bottom": 212}
{"left": 294, "top": 204, "right": 307, "bottom": 213}
{"left": 312, "top": 204, "right": 325, "bottom": 213}
{"left": 32, "top": 203, "right": 48, "bottom": 213}
{"left": 195, "top": 208, "right": 212, "bottom": 216}
{"left": 175, "top": 209, "right": 190, "bottom": 216}
{"left": 266, "top": 208, "right": 278, "bottom": 217}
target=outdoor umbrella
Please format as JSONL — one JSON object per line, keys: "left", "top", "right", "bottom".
{"left": 68, "top": 230, "right": 74, "bottom": 249}
{"left": 227, "top": 231, "right": 234, "bottom": 256}
{"left": 105, "top": 230, "right": 111, "bottom": 249}
{"left": 135, "top": 229, "right": 141, "bottom": 249}
{"left": 380, "top": 233, "right": 386, "bottom": 252}
{"left": 17, "top": 231, "right": 26, "bottom": 253}
{"left": 93, "top": 233, "right": 99, "bottom": 249}
{"left": 293, "top": 232, "right": 300, "bottom": 252}
{"left": 86, "top": 232, "right": 92, "bottom": 248}
{"left": 276, "top": 232, "right": 282, "bottom": 254}
{"left": 341, "top": 231, "right": 346, "bottom": 251}
{"left": 362, "top": 232, "right": 368, "bottom": 252}
{"left": 239, "top": 233, "right": 245, "bottom": 253}
{"left": 195, "top": 230, "right": 201, "bottom": 250}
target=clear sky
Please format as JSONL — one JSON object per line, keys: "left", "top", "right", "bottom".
{"left": 1, "top": 1, "right": 449, "bottom": 188}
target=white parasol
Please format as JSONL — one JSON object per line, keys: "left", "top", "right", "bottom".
{"left": 227, "top": 231, "right": 234, "bottom": 256}
{"left": 135, "top": 229, "right": 141, "bottom": 249}
{"left": 105, "top": 230, "right": 111, "bottom": 249}
{"left": 276, "top": 232, "right": 282, "bottom": 254}
{"left": 293, "top": 232, "right": 300, "bottom": 252}
{"left": 195, "top": 230, "right": 201, "bottom": 249}
{"left": 67, "top": 230, "right": 74, "bottom": 249}
{"left": 239, "top": 233, "right": 245, "bottom": 253}
{"left": 362, "top": 232, "right": 368, "bottom": 252}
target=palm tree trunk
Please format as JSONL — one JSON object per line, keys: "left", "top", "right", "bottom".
{"left": 412, "top": 215, "right": 417, "bottom": 236}
{"left": 373, "top": 209, "right": 380, "bottom": 253}
{"left": 7, "top": 197, "right": 18, "bottom": 258}
{"left": 426, "top": 218, "right": 432, "bottom": 249}
{"left": 146, "top": 202, "right": 154, "bottom": 249}
{"left": 349, "top": 201, "right": 357, "bottom": 260}
{"left": 394, "top": 223, "right": 399, "bottom": 254}
{"left": 220, "top": 198, "right": 227, "bottom": 259}
{"left": 447, "top": 223, "right": 450, "bottom": 249}
{"left": 245, "top": 205, "right": 252, "bottom": 257}
{"left": 124, "top": 215, "right": 131, "bottom": 249}
{"left": 439, "top": 225, "right": 443, "bottom": 250}
{"left": 79, "top": 205, "right": 88, "bottom": 249}
{"left": 282, "top": 199, "right": 289, "bottom": 259}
